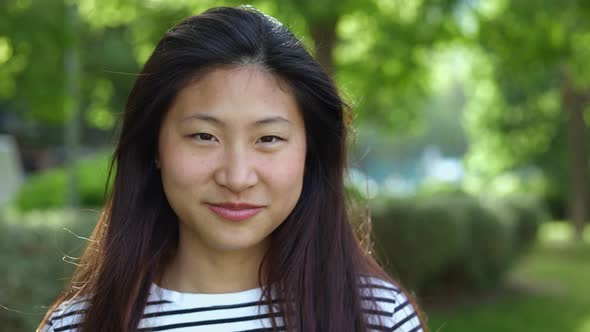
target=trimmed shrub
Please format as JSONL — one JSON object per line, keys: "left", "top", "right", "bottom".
{"left": 14, "top": 152, "right": 112, "bottom": 211}
{"left": 0, "top": 209, "right": 98, "bottom": 332}
{"left": 443, "top": 197, "right": 516, "bottom": 290}
{"left": 371, "top": 196, "right": 469, "bottom": 292}
{"left": 370, "top": 194, "right": 548, "bottom": 295}
{"left": 13, "top": 168, "right": 68, "bottom": 211}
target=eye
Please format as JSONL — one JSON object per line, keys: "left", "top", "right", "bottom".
{"left": 257, "top": 135, "right": 284, "bottom": 144}
{"left": 191, "top": 133, "right": 218, "bottom": 142}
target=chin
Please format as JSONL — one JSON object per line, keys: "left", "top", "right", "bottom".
{"left": 211, "top": 244, "right": 263, "bottom": 253}
{"left": 205, "top": 236, "right": 268, "bottom": 253}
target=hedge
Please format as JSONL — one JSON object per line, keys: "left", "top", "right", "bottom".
{"left": 369, "top": 194, "right": 547, "bottom": 295}
{"left": 0, "top": 209, "right": 98, "bottom": 332}
{"left": 3, "top": 181, "right": 547, "bottom": 330}
{"left": 14, "top": 152, "right": 112, "bottom": 211}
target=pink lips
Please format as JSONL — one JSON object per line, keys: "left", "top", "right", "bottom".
{"left": 207, "top": 203, "right": 264, "bottom": 222}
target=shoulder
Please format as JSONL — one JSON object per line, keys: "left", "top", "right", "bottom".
{"left": 38, "top": 297, "right": 89, "bottom": 332}
{"left": 359, "top": 277, "right": 425, "bottom": 332}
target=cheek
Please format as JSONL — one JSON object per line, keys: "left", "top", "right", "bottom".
{"left": 266, "top": 144, "right": 306, "bottom": 196}
{"left": 161, "top": 146, "right": 217, "bottom": 189}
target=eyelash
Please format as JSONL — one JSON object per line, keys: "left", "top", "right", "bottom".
{"left": 190, "top": 133, "right": 285, "bottom": 144}
{"left": 257, "top": 135, "right": 284, "bottom": 144}
{"left": 191, "top": 133, "right": 218, "bottom": 142}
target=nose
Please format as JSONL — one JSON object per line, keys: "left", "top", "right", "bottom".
{"left": 214, "top": 146, "right": 258, "bottom": 193}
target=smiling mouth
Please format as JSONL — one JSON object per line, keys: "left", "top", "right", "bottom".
{"left": 206, "top": 204, "right": 264, "bottom": 222}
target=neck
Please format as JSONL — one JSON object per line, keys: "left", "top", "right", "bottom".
{"left": 159, "top": 227, "right": 269, "bottom": 294}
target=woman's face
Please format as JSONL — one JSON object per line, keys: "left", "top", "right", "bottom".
{"left": 158, "top": 66, "right": 306, "bottom": 253}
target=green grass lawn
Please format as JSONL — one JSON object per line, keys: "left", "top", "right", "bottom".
{"left": 427, "top": 222, "right": 590, "bottom": 332}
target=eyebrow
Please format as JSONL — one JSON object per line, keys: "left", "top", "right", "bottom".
{"left": 181, "top": 113, "right": 292, "bottom": 127}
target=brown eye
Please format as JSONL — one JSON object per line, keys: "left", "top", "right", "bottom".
{"left": 191, "top": 133, "right": 218, "bottom": 142}
{"left": 257, "top": 136, "right": 283, "bottom": 144}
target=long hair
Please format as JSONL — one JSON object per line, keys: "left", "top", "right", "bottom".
{"left": 39, "top": 6, "right": 425, "bottom": 331}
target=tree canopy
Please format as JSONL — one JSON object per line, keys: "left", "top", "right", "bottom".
{"left": 1, "top": 0, "right": 589, "bottom": 238}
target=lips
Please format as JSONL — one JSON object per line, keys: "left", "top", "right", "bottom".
{"left": 207, "top": 202, "right": 264, "bottom": 222}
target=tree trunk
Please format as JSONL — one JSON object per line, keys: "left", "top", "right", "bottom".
{"left": 309, "top": 17, "right": 338, "bottom": 77}
{"left": 64, "top": 3, "right": 81, "bottom": 208}
{"left": 562, "top": 78, "right": 588, "bottom": 242}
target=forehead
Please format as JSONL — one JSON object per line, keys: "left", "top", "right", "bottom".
{"left": 168, "top": 66, "right": 302, "bottom": 125}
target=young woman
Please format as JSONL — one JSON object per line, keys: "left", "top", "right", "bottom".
{"left": 39, "top": 6, "right": 426, "bottom": 332}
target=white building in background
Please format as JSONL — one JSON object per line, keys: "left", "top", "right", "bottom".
{"left": 421, "top": 145, "right": 464, "bottom": 183}
{"left": 348, "top": 145, "right": 465, "bottom": 198}
{"left": 0, "top": 135, "right": 24, "bottom": 206}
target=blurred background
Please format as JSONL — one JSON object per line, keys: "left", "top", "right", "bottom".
{"left": 1, "top": 0, "right": 589, "bottom": 331}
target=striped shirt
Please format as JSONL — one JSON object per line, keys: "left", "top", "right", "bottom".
{"left": 40, "top": 278, "right": 424, "bottom": 332}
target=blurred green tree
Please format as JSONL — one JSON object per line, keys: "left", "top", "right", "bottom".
{"left": 289, "top": 0, "right": 462, "bottom": 132}
{"left": 1, "top": 0, "right": 464, "bottom": 134}
{"left": 0, "top": 0, "right": 141, "bottom": 139}
{"left": 464, "top": 0, "right": 590, "bottom": 241}
{"left": 2, "top": 0, "right": 464, "bottom": 209}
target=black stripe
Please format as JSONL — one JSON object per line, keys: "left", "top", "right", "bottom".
{"left": 137, "top": 312, "right": 282, "bottom": 331}
{"left": 55, "top": 295, "right": 168, "bottom": 307}
{"left": 142, "top": 299, "right": 280, "bottom": 319}
{"left": 363, "top": 308, "right": 394, "bottom": 317}
{"left": 407, "top": 325, "right": 422, "bottom": 332}
{"left": 51, "top": 310, "right": 85, "bottom": 323}
{"left": 50, "top": 299, "right": 87, "bottom": 316}
{"left": 146, "top": 300, "right": 174, "bottom": 306}
{"left": 49, "top": 299, "right": 170, "bottom": 320}
{"left": 50, "top": 308, "right": 410, "bottom": 331}
{"left": 394, "top": 300, "right": 409, "bottom": 312}
{"left": 233, "top": 327, "right": 286, "bottom": 332}
{"left": 366, "top": 323, "right": 390, "bottom": 331}
{"left": 53, "top": 314, "right": 285, "bottom": 332}
{"left": 54, "top": 323, "right": 80, "bottom": 332}
{"left": 50, "top": 299, "right": 172, "bottom": 322}
{"left": 390, "top": 312, "right": 417, "bottom": 331}
{"left": 362, "top": 295, "right": 397, "bottom": 304}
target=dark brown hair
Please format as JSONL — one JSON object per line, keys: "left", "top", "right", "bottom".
{"left": 39, "top": 6, "right": 426, "bottom": 331}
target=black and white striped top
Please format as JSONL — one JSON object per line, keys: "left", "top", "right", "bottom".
{"left": 40, "top": 278, "right": 424, "bottom": 332}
